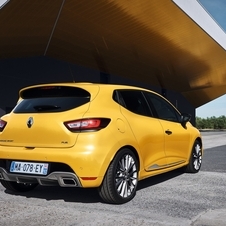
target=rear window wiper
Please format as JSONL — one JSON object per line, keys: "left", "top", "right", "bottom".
{"left": 33, "top": 105, "right": 61, "bottom": 112}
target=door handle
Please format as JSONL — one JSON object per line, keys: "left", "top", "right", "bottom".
{"left": 165, "top": 130, "right": 172, "bottom": 135}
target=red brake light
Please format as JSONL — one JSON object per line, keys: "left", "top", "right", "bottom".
{"left": 64, "top": 118, "right": 111, "bottom": 132}
{"left": 0, "top": 119, "right": 7, "bottom": 132}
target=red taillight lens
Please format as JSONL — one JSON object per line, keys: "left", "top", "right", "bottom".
{"left": 64, "top": 118, "right": 111, "bottom": 132}
{"left": 0, "top": 119, "right": 7, "bottom": 132}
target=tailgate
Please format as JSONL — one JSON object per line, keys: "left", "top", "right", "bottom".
{"left": 0, "top": 106, "right": 89, "bottom": 148}
{"left": 0, "top": 84, "right": 98, "bottom": 148}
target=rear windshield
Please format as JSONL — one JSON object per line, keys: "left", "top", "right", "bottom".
{"left": 14, "top": 86, "right": 90, "bottom": 113}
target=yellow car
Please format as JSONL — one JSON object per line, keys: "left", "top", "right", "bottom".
{"left": 0, "top": 83, "right": 203, "bottom": 204}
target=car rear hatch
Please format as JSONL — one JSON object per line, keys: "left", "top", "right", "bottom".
{"left": 0, "top": 84, "right": 99, "bottom": 148}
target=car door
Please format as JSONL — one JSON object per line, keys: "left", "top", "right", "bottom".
{"left": 144, "top": 91, "right": 191, "bottom": 166}
{"left": 117, "top": 90, "right": 167, "bottom": 171}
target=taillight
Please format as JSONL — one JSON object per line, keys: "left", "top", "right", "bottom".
{"left": 64, "top": 118, "right": 111, "bottom": 132}
{"left": 0, "top": 119, "right": 7, "bottom": 132}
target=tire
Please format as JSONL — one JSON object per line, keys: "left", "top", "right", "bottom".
{"left": 0, "top": 180, "right": 38, "bottom": 192}
{"left": 98, "top": 148, "right": 139, "bottom": 204}
{"left": 185, "top": 140, "right": 202, "bottom": 173}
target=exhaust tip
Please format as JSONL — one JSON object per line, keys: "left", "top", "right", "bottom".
{"left": 62, "top": 177, "right": 77, "bottom": 186}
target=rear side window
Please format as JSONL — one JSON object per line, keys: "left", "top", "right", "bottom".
{"left": 14, "top": 86, "right": 90, "bottom": 113}
{"left": 115, "top": 90, "right": 152, "bottom": 117}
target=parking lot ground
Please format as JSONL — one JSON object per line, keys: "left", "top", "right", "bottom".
{"left": 0, "top": 131, "right": 226, "bottom": 226}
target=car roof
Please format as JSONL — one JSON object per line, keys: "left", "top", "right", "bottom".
{"left": 19, "top": 82, "right": 152, "bottom": 93}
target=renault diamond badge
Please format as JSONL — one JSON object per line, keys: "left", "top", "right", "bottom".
{"left": 27, "top": 117, "right": 34, "bottom": 128}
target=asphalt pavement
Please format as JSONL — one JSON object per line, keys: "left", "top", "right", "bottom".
{"left": 0, "top": 131, "right": 225, "bottom": 226}
{"left": 193, "top": 131, "right": 226, "bottom": 225}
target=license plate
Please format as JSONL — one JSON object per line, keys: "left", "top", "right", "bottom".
{"left": 10, "top": 161, "right": 48, "bottom": 175}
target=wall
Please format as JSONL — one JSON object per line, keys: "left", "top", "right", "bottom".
{"left": 0, "top": 56, "right": 195, "bottom": 124}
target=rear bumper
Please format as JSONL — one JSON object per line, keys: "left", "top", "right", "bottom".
{"left": 0, "top": 167, "right": 82, "bottom": 187}
{"left": 0, "top": 130, "right": 127, "bottom": 188}
{"left": 0, "top": 143, "right": 110, "bottom": 179}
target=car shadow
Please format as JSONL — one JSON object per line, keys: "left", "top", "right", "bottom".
{"left": 4, "top": 169, "right": 184, "bottom": 204}
{"left": 5, "top": 186, "right": 102, "bottom": 203}
{"left": 137, "top": 169, "right": 184, "bottom": 190}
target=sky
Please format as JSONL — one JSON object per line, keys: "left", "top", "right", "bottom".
{"left": 0, "top": 0, "right": 9, "bottom": 9}
{"left": 196, "top": 95, "right": 226, "bottom": 118}
{"left": 196, "top": 0, "right": 226, "bottom": 118}
{"left": 0, "top": 0, "right": 225, "bottom": 118}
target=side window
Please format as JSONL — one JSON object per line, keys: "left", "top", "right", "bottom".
{"left": 117, "top": 90, "right": 152, "bottom": 117}
{"left": 144, "top": 92, "right": 180, "bottom": 122}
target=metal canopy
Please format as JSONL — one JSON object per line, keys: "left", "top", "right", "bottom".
{"left": 0, "top": 0, "right": 226, "bottom": 107}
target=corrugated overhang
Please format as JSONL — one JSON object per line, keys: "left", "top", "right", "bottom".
{"left": 0, "top": 0, "right": 226, "bottom": 107}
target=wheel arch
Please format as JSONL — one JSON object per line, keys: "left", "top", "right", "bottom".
{"left": 187, "top": 136, "right": 203, "bottom": 160}
{"left": 196, "top": 137, "right": 203, "bottom": 152}
{"left": 111, "top": 145, "right": 141, "bottom": 172}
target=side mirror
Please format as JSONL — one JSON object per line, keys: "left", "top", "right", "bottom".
{"left": 180, "top": 113, "right": 191, "bottom": 128}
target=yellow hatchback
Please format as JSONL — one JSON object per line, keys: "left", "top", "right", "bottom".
{"left": 0, "top": 83, "right": 203, "bottom": 204}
